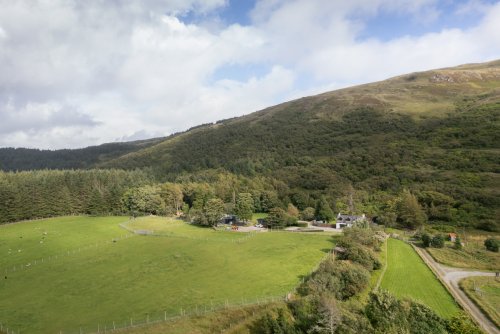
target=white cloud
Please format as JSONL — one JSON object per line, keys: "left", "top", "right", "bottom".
{"left": 0, "top": 0, "right": 499, "bottom": 149}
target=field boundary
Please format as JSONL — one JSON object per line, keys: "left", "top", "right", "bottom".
{"left": 374, "top": 239, "right": 388, "bottom": 291}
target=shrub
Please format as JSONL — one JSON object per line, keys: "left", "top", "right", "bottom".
{"left": 336, "top": 239, "right": 381, "bottom": 270}
{"left": 296, "top": 222, "right": 308, "bottom": 228}
{"left": 302, "top": 258, "right": 370, "bottom": 300}
{"left": 343, "top": 227, "right": 382, "bottom": 250}
{"left": 366, "top": 291, "right": 447, "bottom": 334}
{"left": 446, "top": 313, "right": 482, "bottom": 334}
{"left": 421, "top": 233, "right": 431, "bottom": 248}
{"left": 431, "top": 235, "right": 445, "bottom": 248}
{"left": 453, "top": 236, "right": 462, "bottom": 250}
{"left": 484, "top": 238, "right": 499, "bottom": 252}
{"left": 250, "top": 308, "right": 299, "bottom": 334}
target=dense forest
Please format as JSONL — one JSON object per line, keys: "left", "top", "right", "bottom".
{"left": 0, "top": 61, "right": 499, "bottom": 230}
{"left": 0, "top": 137, "right": 163, "bottom": 171}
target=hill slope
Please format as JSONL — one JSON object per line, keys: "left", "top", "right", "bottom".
{"left": 1, "top": 60, "right": 499, "bottom": 229}
{"left": 100, "top": 60, "right": 500, "bottom": 229}
{"left": 102, "top": 60, "right": 500, "bottom": 176}
{"left": 0, "top": 137, "right": 164, "bottom": 171}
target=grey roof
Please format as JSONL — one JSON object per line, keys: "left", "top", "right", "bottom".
{"left": 336, "top": 213, "right": 363, "bottom": 223}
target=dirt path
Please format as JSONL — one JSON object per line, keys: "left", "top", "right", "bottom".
{"left": 413, "top": 245, "right": 498, "bottom": 334}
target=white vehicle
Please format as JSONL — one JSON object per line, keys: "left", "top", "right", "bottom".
{"left": 255, "top": 224, "right": 263, "bottom": 228}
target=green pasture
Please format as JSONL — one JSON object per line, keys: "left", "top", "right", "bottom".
{"left": 0, "top": 216, "right": 332, "bottom": 333}
{"left": 380, "top": 238, "right": 460, "bottom": 318}
{"left": 460, "top": 276, "right": 500, "bottom": 327}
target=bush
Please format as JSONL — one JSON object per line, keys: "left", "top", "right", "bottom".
{"left": 431, "top": 235, "right": 445, "bottom": 248}
{"left": 250, "top": 308, "right": 298, "bottom": 334}
{"left": 446, "top": 313, "right": 482, "bottom": 334}
{"left": 484, "top": 238, "right": 499, "bottom": 252}
{"left": 343, "top": 227, "right": 382, "bottom": 250}
{"left": 421, "top": 233, "right": 431, "bottom": 248}
{"left": 366, "top": 291, "right": 448, "bottom": 334}
{"left": 336, "top": 239, "right": 381, "bottom": 270}
{"left": 302, "top": 258, "right": 370, "bottom": 300}
{"left": 296, "top": 222, "right": 308, "bottom": 228}
{"left": 453, "top": 236, "right": 462, "bottom": 250}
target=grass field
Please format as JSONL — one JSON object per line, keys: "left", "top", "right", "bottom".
{"left": 380, "top": 238, "right": 460, "bottom": 318}
{"left": 426, "top": 230, "right": 500, "bottom": 271}
{"left": 0, "top": 216, "right": 333, "bottom": 333}
{"left": 459, "top": 276, "right": 500, "bottom": 328}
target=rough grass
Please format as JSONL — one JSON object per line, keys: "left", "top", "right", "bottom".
{"left": 459, "top": 276, "right": 500, "bottom": 328}
{"left": 111, "top": 302, "right": 282, "bottom": 334}
{"left": 380, "top": 238, "right": 460, "bottom": 318}
{"left": 427, "top": 247, "right": 500, "bottom": 271}
{"left": 426, "top": 230, "right": 500, "bottom": 271}
{"left": 0, "top": 216, "right": 333, "bottom": 333}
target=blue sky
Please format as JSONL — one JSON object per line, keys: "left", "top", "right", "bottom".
{"left": 0, "top": 0, "right": 499, "bottom": 149}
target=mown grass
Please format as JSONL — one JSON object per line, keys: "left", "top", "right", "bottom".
{"left": 0, "top": 216, "right": 332, "bottom": 333}
{"left": 380, "top": 238, "right": 460, "bottom": 318}
{"left": 459, "top": 276, "right": 500, "bottom": 328}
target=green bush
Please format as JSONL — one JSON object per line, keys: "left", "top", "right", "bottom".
{"left": 484, "top": 238, "right": 499, "bottom": 252}
{"left": 336, "top": 239, "right": 381, "bottom": 270}
{"left": 431, "top": 235, "right": 445, "bottom": 248}
{"left": 301, "top": 257, "right": 370, "bottom": 300}
{"left": 366, "top": 291, "right": 448, "bottom": 334}
{"left": 421, "top": 233, "right": 431, "bottom": 248}
{"left": 446, "top": 313, "right": 482, "bottom": 334}
{"left": 296, "top": 222, "right": 308, "bottom": 228}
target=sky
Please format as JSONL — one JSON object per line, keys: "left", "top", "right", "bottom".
{"left": 1, "top": 0, "right": 499, "bottom": 149}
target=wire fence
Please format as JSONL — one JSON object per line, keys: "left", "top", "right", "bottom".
{"left": 118, "top": 223, "right": 259, "bottom": 244}
{"left": 10, "top": 295, "right": 287, "bottom": 334}
{"left": 1, "top": 222, "right": 335, "bottom": 334}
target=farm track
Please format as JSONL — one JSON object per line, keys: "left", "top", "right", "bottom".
{"left": 413, "top": 245, "right": 499, "bottom": 334}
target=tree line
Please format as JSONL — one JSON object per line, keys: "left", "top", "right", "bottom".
{"left": 1, "top": 167, "right": 457, "bottom": 233}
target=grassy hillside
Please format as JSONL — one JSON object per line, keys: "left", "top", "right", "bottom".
{"left": 380, "top": 238, "right": 460, "bottom": 318}
{"left": 102, "top": 60, "right": 500, "bottom": 174}
{"left": 0, "top": 216, "right": 332, "bottom": 333}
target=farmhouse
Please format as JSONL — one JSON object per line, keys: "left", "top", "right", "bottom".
{"left": 448, "top": 233, "right": 457, "bottom": 242}
{"left": 335, "top": 213, "right": 366, "bottom": 229}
